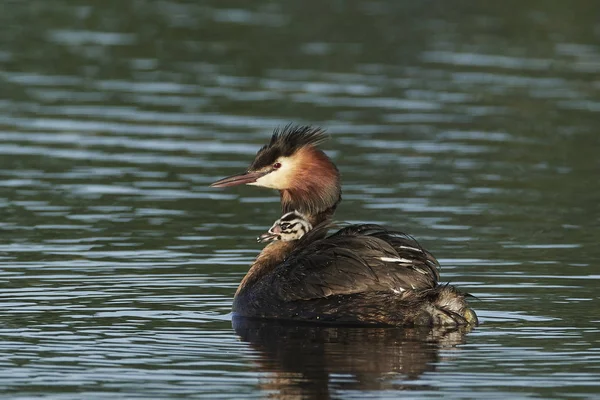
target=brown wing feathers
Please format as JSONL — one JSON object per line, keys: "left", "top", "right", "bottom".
{"left": 272, "top": 224, "right": 440, "bottom": 302}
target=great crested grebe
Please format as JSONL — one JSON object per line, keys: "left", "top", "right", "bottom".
{"left": 211, "top": 125, "right": 477, "bottom": 326}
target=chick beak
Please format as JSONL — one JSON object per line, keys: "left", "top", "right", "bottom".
{"left": 257, "top": 225, "right": 282, "bottom": 243}
{"left": 257, "top": 232, "right": 277, "bottom": 243}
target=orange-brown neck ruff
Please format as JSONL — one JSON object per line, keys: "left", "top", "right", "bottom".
{"left": 279, "top": 147, "right": 341, "bottom": 226}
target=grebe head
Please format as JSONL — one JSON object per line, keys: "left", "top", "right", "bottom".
{"left": 257, "top": 211, "right": 313, "bottom": 243}
{"left": 211, "top": 125, "right": 341, "bottom": 221}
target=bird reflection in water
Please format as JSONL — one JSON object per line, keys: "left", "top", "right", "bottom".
{"left": 234, "top": 317, "right": 472, "bottom": 398}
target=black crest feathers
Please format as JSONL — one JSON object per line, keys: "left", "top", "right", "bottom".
{"left": 249, "top": 125, "right": 328, "bottom": 170}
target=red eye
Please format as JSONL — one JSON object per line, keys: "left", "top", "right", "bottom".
{"left": 273, "top": 162, "right": 282, "bottom": 169}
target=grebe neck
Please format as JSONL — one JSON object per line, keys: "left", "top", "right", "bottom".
{"left": 279, "top": 147, "right": 341, "bottom": 226}
{"left": 235, "top": 241, "right": 297, "bottom": 297}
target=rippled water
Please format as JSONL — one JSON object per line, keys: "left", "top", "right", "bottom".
{"left": 1, "top": 1, "right": 600, "bottom": 398}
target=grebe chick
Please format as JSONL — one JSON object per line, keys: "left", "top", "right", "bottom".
{"left": 211, "top": 125, "right": 478, "bottom": 327}
{"left": 258, "top": 211, "right": 313, "bottom": 243}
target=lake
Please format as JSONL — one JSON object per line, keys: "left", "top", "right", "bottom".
{"left": 1, "top": 1, "right": 599, "bottom": 398}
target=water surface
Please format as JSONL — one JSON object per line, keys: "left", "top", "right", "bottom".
{"left": 1, "top": 1, "right": 600, "bottom": 398}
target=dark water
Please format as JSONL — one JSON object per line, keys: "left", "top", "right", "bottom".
{"left": 1, "top": 1, "right": 600, "bottom": 398}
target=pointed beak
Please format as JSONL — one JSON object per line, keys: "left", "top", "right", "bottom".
{"left": 210, "top": 170, "right": 267, "bottom": 188}
{"left": 257, "top": 232, "right": 278, "bottom": 243}
{"left": 257, "top": 225, "right": 282, "bottom": 243}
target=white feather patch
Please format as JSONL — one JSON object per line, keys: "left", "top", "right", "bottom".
{"left": 380, "top": 257, "right": 413, "bottom": 264}
{"left": 397, "top": 245, "right": 421, "bottom": 252}
{"left": 249, "top": 156, "right": 295, "bottom": 189}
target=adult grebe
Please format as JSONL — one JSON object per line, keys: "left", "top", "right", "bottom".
{"left": 211, "top": 125, "right": 477, "bottom": 326}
